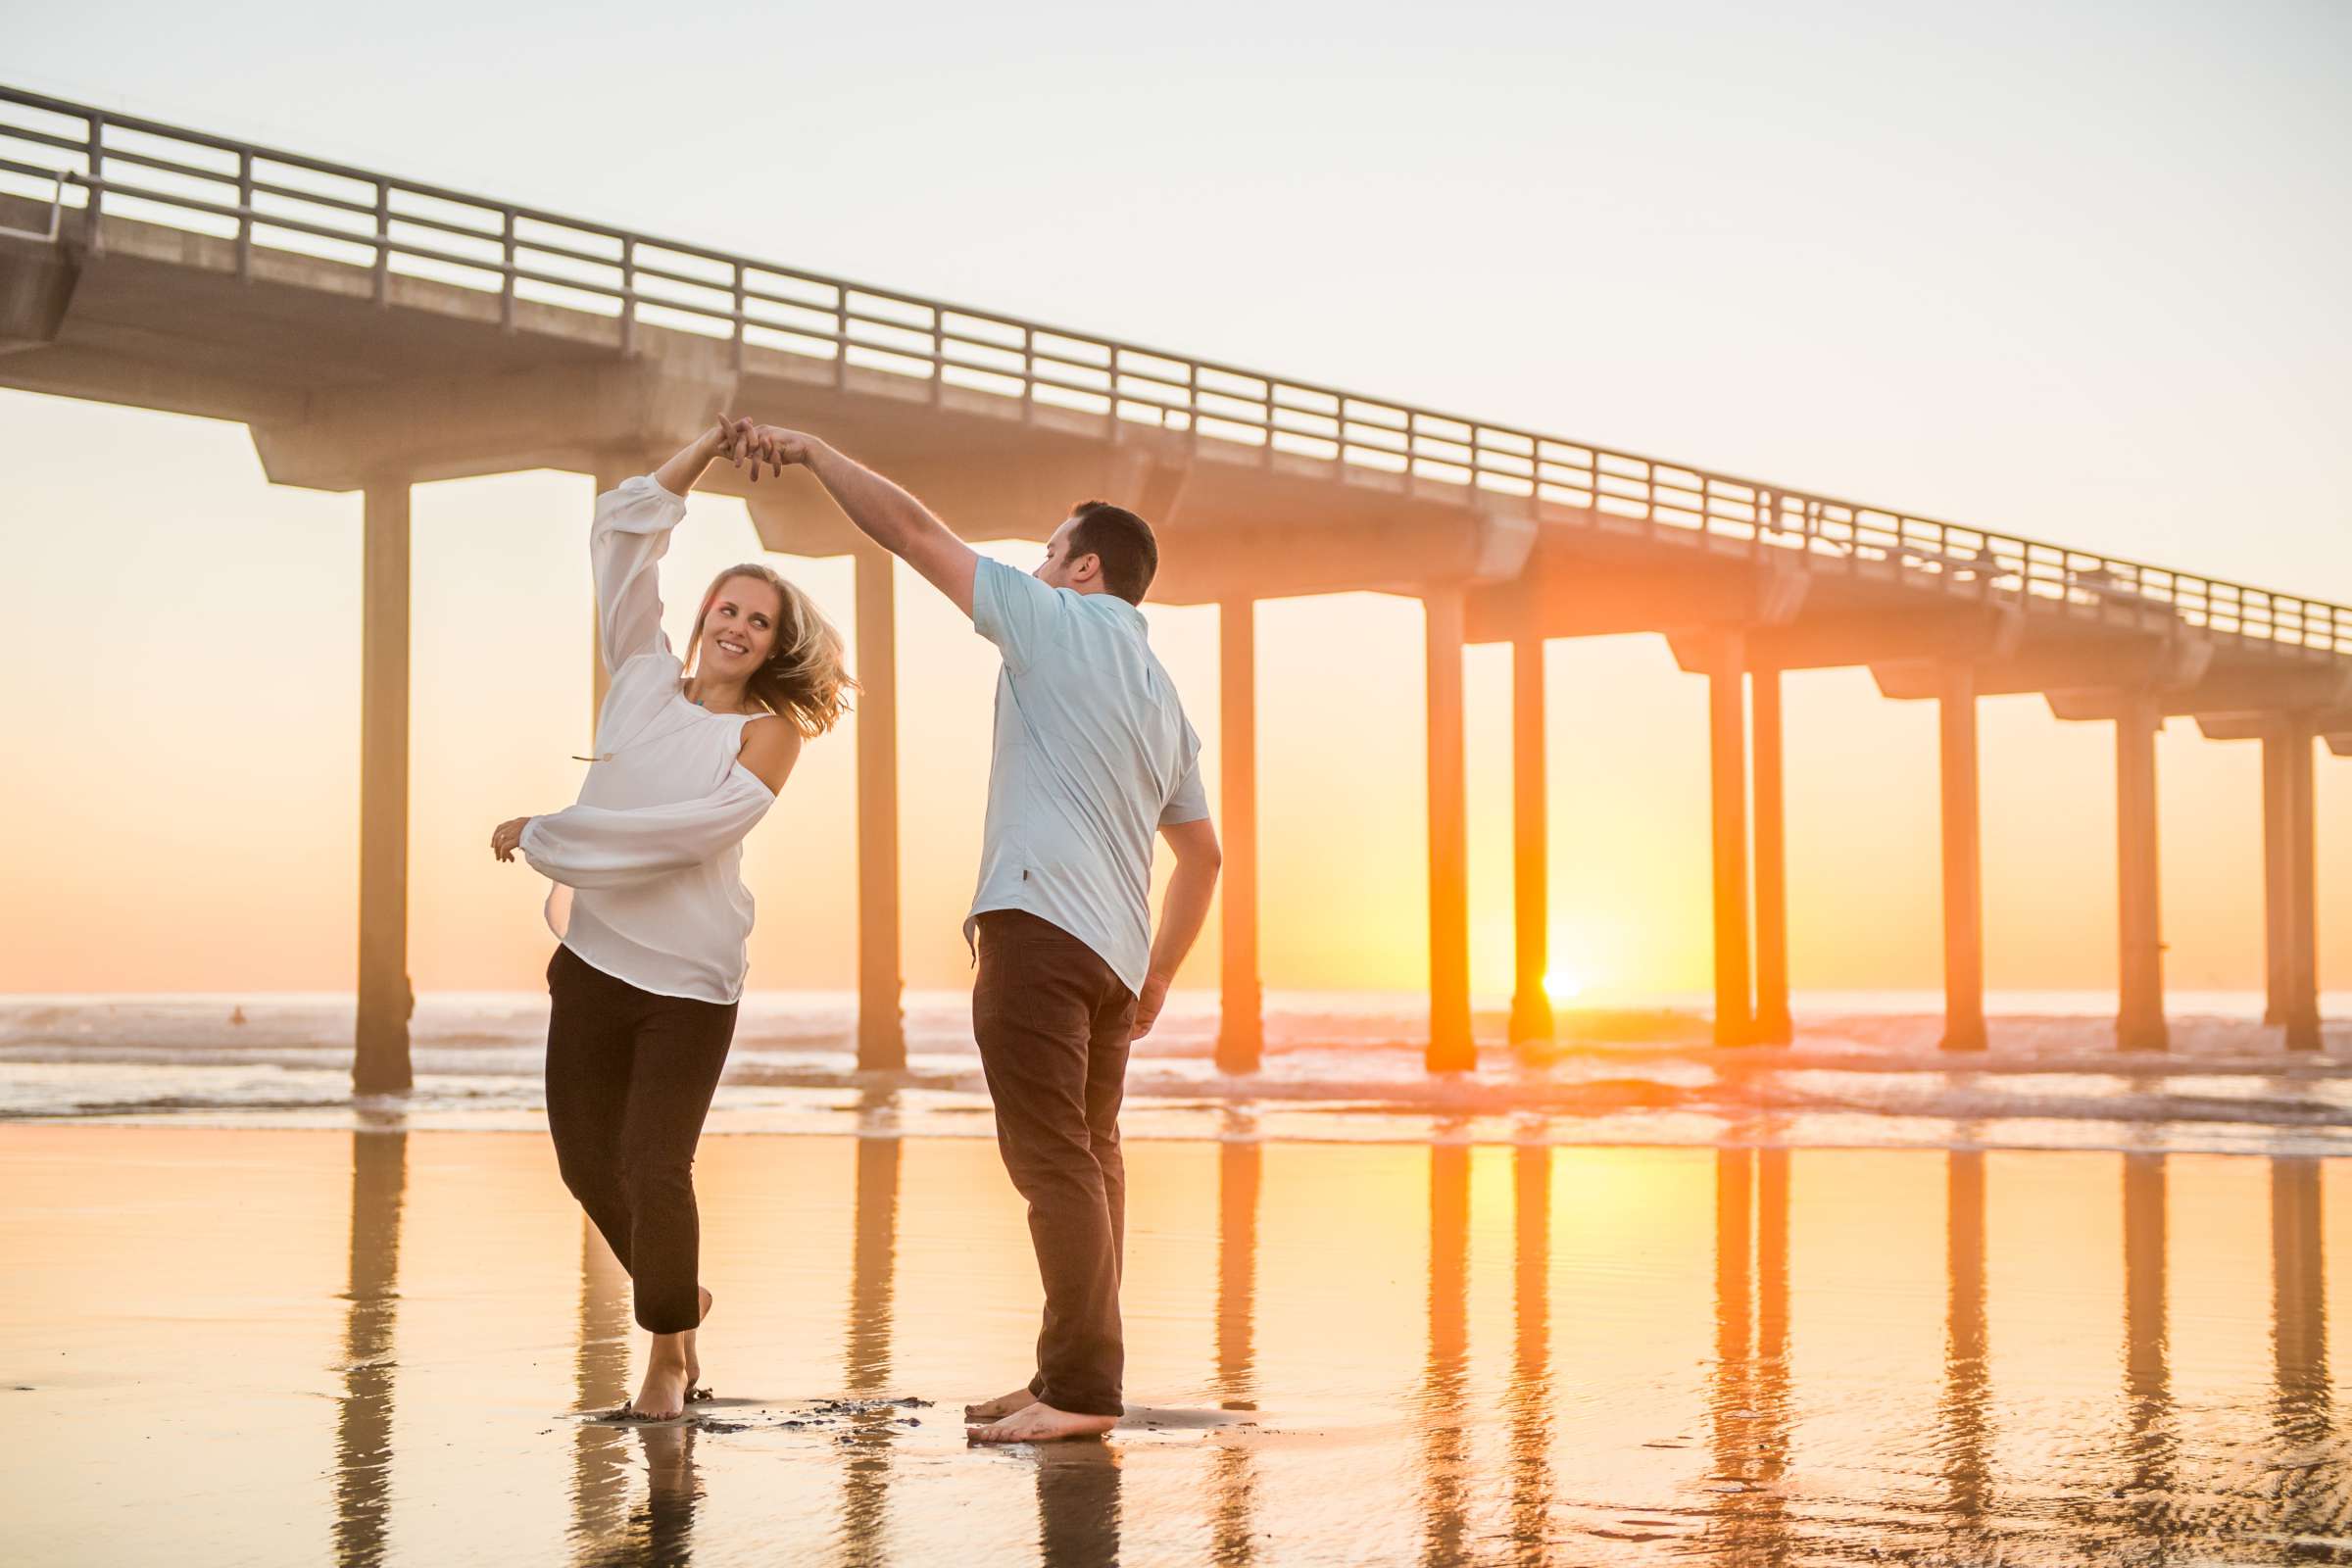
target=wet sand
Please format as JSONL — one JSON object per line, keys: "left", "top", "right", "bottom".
{"left": 4, "top": 1124, "right": 2351, "bottom": 1565}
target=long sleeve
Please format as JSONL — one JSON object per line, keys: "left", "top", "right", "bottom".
{"left": 520, "top": 765, "right": 776, "bottom": 890}
{"left": 594, "top": 475, "right": 688, "bottom": 673}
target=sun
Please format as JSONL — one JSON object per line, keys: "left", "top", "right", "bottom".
{"left": 1543, "top": 970, "right": 1584, "bottom": 1004}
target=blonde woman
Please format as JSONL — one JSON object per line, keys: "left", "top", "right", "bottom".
{"left": 491, "top": 416, "right": 852, "bottom": 1420}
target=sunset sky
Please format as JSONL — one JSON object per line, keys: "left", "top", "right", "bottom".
{"left": 2, "top": 2, "right": 2347, "bottom": 1001}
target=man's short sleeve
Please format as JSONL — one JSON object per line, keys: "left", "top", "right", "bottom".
{"left": 1159, "top": 743, "right": 1210, "bottom": 827}
{"left": 971, "top": 557, "right": 1067, "bottom": 673}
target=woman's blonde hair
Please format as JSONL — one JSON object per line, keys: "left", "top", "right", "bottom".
{"left": 684, "top": 564, "right": 856, "bottom": 737}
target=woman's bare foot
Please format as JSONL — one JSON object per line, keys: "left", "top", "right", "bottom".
{"left": 967, "top": 1401, "right": 1118, "bottom": 1445}
{"left": 629, "top": 1343, "right": 695, "bottom": 1422}
{"left": 680, "top": 1286, "right": 713, "bottom": 1402}
{"left": 963, "top": 1384, "right": 1040, "bottom": 1423}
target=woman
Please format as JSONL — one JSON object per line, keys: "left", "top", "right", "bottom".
{"left": 491, "top": 416, "right": 852, "bottom": 1420}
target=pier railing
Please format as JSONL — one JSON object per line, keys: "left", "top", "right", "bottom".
{"left": 4, "top": 83, "right": 2346, "bottom": 658}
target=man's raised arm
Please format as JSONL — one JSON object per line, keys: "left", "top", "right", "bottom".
{"left": 748, "top": 426, "right": 978, "bottom": 617}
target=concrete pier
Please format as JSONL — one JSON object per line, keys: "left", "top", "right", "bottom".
{"left": 854, "top": 545, "right": 906, "bottom": 1071}
{"left": 3, "top": 83, "right": 2347, "bottom": 1079}
{"left": 1706, "top": 634, "right": 1753, "bottom": 1047}
{"left": 1216, "top": 598, "right": 1263, "bottom": 1073}
{"left": 1423, "top": 587, "right": 1475, "bottom": 1072}
{"left": 1750, "top": 665, "right": 1792, "bottom": 1046}
{"left": 1937, "top": 664, "right": 1987, "bottom": 1052}
{"left": 355, "top": 481, "right": 414, "bottom": 1094}
{"left": 1509, "top": 620, "right": 1554, "bottom": 1048}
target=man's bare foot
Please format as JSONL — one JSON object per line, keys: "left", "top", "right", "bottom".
{"left": 967, "top": 1401, "right": 1118, "bottom": 1445}
{"left": 963, "top": 1384, "right": 1040, "bottom": 1423}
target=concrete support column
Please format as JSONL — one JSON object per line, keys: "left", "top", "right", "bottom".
{"left": 1216, "top": 598, "right": 1263, "bottom": 1073}
{"left": 2283, "top": 719, "right": 2321, "bottom": 1052}
{"left": 1706, "top": 633, "right": 1753, "bottom": 1047}
{"left": 1750, "top": 664, "right": 1792, "bottom": 1046}
{"left": 1423, "top": 587, "right": 1474, "bottom": 1072}
{"left": 1508, "top": 621, "right": 1554, "bottom": 1048}
{"left": 355, "top": 480, "right": 415, "bottom": 1094}
{"left": 854, "top": 545, "right": 906, "bottom": 1072}
{"left": 2263, "top": 731, "right": 2290, "bottom": 1026}
{"left": 1938, "top": 664, "right": 1987, "bottom": 1052}
{"left": 2115, "top": 695, "right": 2169, "bottom": 1052}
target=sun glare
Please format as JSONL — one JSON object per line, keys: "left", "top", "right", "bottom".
{"left": 1544, "top": 970, "right": 1584, "bottom": 1004}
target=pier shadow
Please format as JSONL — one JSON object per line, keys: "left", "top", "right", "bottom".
{"left": 334, "top": 1128, "right": 408, "bottom": 1568}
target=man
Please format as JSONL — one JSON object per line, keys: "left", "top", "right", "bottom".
{"left": 737, "top": 423, "right": 1221, "bottom": 1443}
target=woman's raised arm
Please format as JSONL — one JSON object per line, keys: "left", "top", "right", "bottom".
{"left": 593, "top": 417, "right": 753, "bottom": 673}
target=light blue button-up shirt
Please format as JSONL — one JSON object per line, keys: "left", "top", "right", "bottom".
{"left": 963, "top": 557, "right": 1209, "bottom": 997}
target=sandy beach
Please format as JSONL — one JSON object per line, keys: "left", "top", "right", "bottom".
{"left": 5, "top": 1122, "right": 2349, "bottom": 1565}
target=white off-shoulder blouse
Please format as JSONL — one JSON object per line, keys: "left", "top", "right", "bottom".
{"left": 520, "top": 475, "right": 777, "bottom": 1004}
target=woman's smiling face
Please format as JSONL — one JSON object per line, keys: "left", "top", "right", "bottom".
{"left": 698, "top": 573, "right": 786, "bottom": 675}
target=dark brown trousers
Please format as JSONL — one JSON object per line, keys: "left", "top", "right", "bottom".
{"left": 972, "top": 910, "right": 1138, "bottom": 1418}
{"left": 543, "top": 943, "right": 738, "bottom": 1334}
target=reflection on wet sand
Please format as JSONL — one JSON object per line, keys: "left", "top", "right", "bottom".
{"left": 2272, "top": 1155, "right": 2332, "bottom": 1540}
{"left": 1419, "top": 1145, "right": 1471, "bottom": 1566}
{"left": 570, "top": 1221, "right": 633, "bottom": 1554}
{"left": 841, "top": 1133, "right": 903, "bottom": 1567}
{"left": 1704, "top": 1149, "right": 1792, "bottom": 1565}
{"left": 1211, "top": 1140, "right": 1260, "bottom": 1566}
{"left": 335, "top": 1129, "right": 407, "bottom": 1568}
{"left": 1505, "top": 1144, "right": 1551, "bottom": 1565}
{"left": 1941, "top": 1148, "right": 1990, "bottom": 1553}
{"left": 244, "top": 1129, "right": 2352, "bottom": 1564}
{"left": 2121, "top": 1152, "right": 2176, "bottom": 1531}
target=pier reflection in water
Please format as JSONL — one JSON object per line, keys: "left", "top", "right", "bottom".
{"left": 7, "top": 1125, "right": 2349, "bottom": 1566}
{"left": 318, "top": 1130, "right": 2352, "bottom": 1565}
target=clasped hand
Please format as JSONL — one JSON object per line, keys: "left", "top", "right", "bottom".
{"left": 709, "top": 412, "right": 816, "bottom": 481}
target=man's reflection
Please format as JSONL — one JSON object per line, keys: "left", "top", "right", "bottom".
{"left": 335, "top": 1128, "right": 408, "bottom": 1568}
{"left": 1034, "top": 1440, "right": 1123, "bottom": 1568}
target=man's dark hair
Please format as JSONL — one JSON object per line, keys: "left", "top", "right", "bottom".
{"left": 1066, "top": 500, "right": 1158, "bottom": 606}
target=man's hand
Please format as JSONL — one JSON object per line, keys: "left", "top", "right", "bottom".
{"left": 490, "top": 816, "right": 534, "bottom": 862}
{"left": 746, "top": 424, "right": 822, "bottom": 478}
{"left": 1132, "top": 973, "right": 1172, "bottom": 1040}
